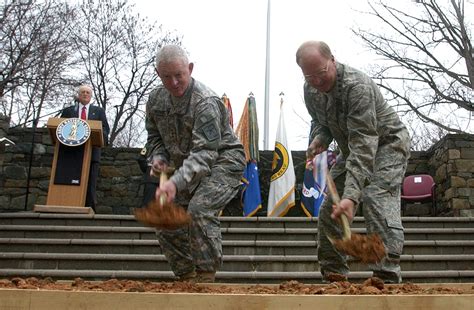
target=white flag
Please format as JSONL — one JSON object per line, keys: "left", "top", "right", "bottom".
{"left": 267, "top": 105, "right": 296, "bottom": 217}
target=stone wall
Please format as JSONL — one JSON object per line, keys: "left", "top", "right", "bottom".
{"left": 0, "top": 114, "right": 9, "bottom": 168}
{"left": 1, "top": 115, "right": 473, "bottom": 216}
{"left": 0, "top": 121, "right": 146, "bottom": 214}
{"left": 428, "top": 134, "right": 474, "bottom": 217}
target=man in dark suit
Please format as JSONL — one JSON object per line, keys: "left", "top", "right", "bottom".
{"left": 61, "top": 84, "right": 110, "bottom": 211}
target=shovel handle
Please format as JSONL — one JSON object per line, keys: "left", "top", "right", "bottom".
{"left": 326, "top": 173, "right": 351, "bottom": 240}
{"left": 159, "top": 171, "right": 168, "bottom": 206}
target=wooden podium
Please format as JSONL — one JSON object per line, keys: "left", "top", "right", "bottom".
{"left": 34, "top": 117, "right": 104, "bottom": 214}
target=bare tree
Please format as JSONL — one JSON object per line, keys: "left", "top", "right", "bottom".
{"left": 70, "top": 0, "right": 181, "bottom": 147}
{"left": 352, "top": 0, "right": 473, "bottom": 142}
{"left": 112, "top": 109, "right": 146, "bottom": 147}
{"left": 0, "top": 0, "right": 75, "bottom": 126}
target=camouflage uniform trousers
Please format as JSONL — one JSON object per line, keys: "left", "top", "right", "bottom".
{"left": 318, "top": 147, "right": 408, "bottom": 283}
{"left": 156, "top": 174, "right": 239, "bottom": 277}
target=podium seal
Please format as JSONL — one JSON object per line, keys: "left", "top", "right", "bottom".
{"left": 56, "top": 118, "right": 91, "bottom": 146}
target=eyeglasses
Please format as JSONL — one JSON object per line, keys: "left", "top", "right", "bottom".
{"left": 303, "top": 59, "right": 331, "bottom": 81}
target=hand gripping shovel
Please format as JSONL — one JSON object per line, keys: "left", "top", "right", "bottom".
{"left": 134, "top": 170, "right": 191, "bottom": 230}
{"left": 326, "top": 174, "right": 386, "bottom": 264}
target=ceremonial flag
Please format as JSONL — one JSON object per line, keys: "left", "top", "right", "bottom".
{"left": 236, "top": 94, "right": 262, "bottom": 217}
{"left": 300, "top": 151, "right": 329, "bottom": 217}
{"left": 221, "top": 94, "right": 234, "bottom": 129}
{"left": 267, "top": 99, "right": 295, "bottom": 217}
{"left": 241, "top": 160, "right": 262, "bottom": 216}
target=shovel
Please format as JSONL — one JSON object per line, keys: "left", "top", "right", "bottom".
{"left": 134, "top": 170, "right": 191, "bottom": 230}
{"left": 326, "top": 173, "right": 386, "bottom": 264}
{"left": 326, "top": 173, "right": 352, "bottom": 241}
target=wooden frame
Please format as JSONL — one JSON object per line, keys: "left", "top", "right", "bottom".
{"left": 0, "top": 287, "right": 472, "bottom": 310}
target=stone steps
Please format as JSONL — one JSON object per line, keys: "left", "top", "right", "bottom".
{"left": 1, "top": 224, "right": 474, "bottom": 241}
{"left": 1, "top": 252, "right": 473, "bottom": 273}
{"left": 2, "top": 213, "right": 474, "bottom": 229}
{"left": 1, "top": 238, "right": 473, "bottom": 255}
{"left": 0, "top": 213, "right": 473, "bottom": 283}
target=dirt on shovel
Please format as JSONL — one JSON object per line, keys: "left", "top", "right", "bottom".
{"left": 331, "top": 233, "right": 386, "bottom": 264}
{"left": 326, "top": 174, "right": 386, "bottom": 264}
{"left": 134, "top": 171, "right": 191, "bottom": 230}
{"left": 134, "top": 199, "right": 191, "bottom": 230}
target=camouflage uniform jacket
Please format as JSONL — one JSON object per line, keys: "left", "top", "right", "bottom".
{"left": 145, "top": 78, "right": 245, "bottom": 203}
{"left": 303, "top": 62, "right": 410, "bottom": 204}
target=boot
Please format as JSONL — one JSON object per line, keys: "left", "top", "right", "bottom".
{"left": 373, "top": 271, "right": 402, "bottom": 284}
{"left": 322, "top": 272, "right": 348, "bottom": 283}
{"left": 177, "top": 270, "right": 196, "bottom": 282}
{"left": 194, "top": 271, "right": 216, "bottom": 283}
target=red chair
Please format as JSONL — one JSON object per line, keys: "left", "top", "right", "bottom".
{"left": 401, "top": 174, "right": 436, "bottom": 216}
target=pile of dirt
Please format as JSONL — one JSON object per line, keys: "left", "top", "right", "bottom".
{"left": 0, "top": 277, "right": 473, "bottom": 295}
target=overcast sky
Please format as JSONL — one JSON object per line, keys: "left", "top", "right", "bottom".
{"left": 133, "top": 0, "right": 376, "bottom": 150}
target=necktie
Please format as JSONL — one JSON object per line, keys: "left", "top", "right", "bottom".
{"left": 81, "top": 106, "right": 87, "bottom": 120}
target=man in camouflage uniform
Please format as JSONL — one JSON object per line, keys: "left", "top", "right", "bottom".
{"left": 296, "top": 41, "right": 410, "bottom": 283}
{"left": 145, "top": 45, "right": 245, "bottom": 283}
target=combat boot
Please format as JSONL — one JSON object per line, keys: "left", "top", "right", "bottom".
{"left": 321, "top": 272, "right": 348, "bottom": 283}
{"left": 194, "top": 271, "right": 216, "bottom": 283}
{"left": 373, "top": 271, "right": 402, "bottom": 284}
{"left": 177, "top": 270, "right": 197, "bottom": 282}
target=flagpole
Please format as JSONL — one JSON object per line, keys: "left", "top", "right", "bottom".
{"left": 263, "top": 0, "right": 271, "bottom": 150}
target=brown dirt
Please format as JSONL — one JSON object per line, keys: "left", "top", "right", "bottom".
{"left": 134, "top": 199, "right": 191, "bottom": 230}
{"left": 0, "top": 277, "right": 473, "bottom": 295}
{"left": 332, "top": 233, "right": 386, "bottom": 264}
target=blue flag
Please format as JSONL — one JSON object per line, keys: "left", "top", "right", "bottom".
{"left": 300, "top": 151, "right": 333, "bottom": 217}
{"left": 241, "top": 160, "right": 262, "bottom": 217}
{"left": 301, "top": 167, "right": 323, "bottom": 217}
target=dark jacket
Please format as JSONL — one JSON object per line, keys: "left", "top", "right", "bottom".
{"left": 61, "top": 103, "right": 110, "bottom": 162}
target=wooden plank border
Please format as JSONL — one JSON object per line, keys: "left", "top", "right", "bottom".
{"left": 0, "top": 289, "right": 473, "bottom": 310}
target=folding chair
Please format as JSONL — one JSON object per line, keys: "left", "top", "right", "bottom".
{"left": 401, "top": 174, "right": 436, "bottom": 216}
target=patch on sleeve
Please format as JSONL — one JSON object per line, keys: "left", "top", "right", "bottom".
{"left": 201, "top": 122, "right": 219, "bottom": 141}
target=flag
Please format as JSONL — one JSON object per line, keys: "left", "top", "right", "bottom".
{"left": 221, "top": 94, "right": 234, "bottom": 129}
{"left": 241, "top": 160, "right": 262, "bottom": 216}
{"left": 300, "top": 151, "right": 330, "bottom": 217}
{"left": 236, "top": 94, "right": 262, "bottom": 217}
{"left": 267, "top": 101, "right": 295, "bottom": 217}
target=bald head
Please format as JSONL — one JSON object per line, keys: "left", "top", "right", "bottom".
{"left": 296, "top": 41, "right": 333, "bottom": 66}
{"left": 296, "top": 40, "right": 337, "bottom": 93}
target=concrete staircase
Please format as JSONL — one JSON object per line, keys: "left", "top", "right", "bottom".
{"left": 0, "top": 212, "right": 473, "bottom": 283}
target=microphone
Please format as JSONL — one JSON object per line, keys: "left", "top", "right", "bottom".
{"left": 72, "top": 96, "right": 80, "bottom": 113}
{"left": 55, "top": 96, "right": 78, "bottom": 117}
